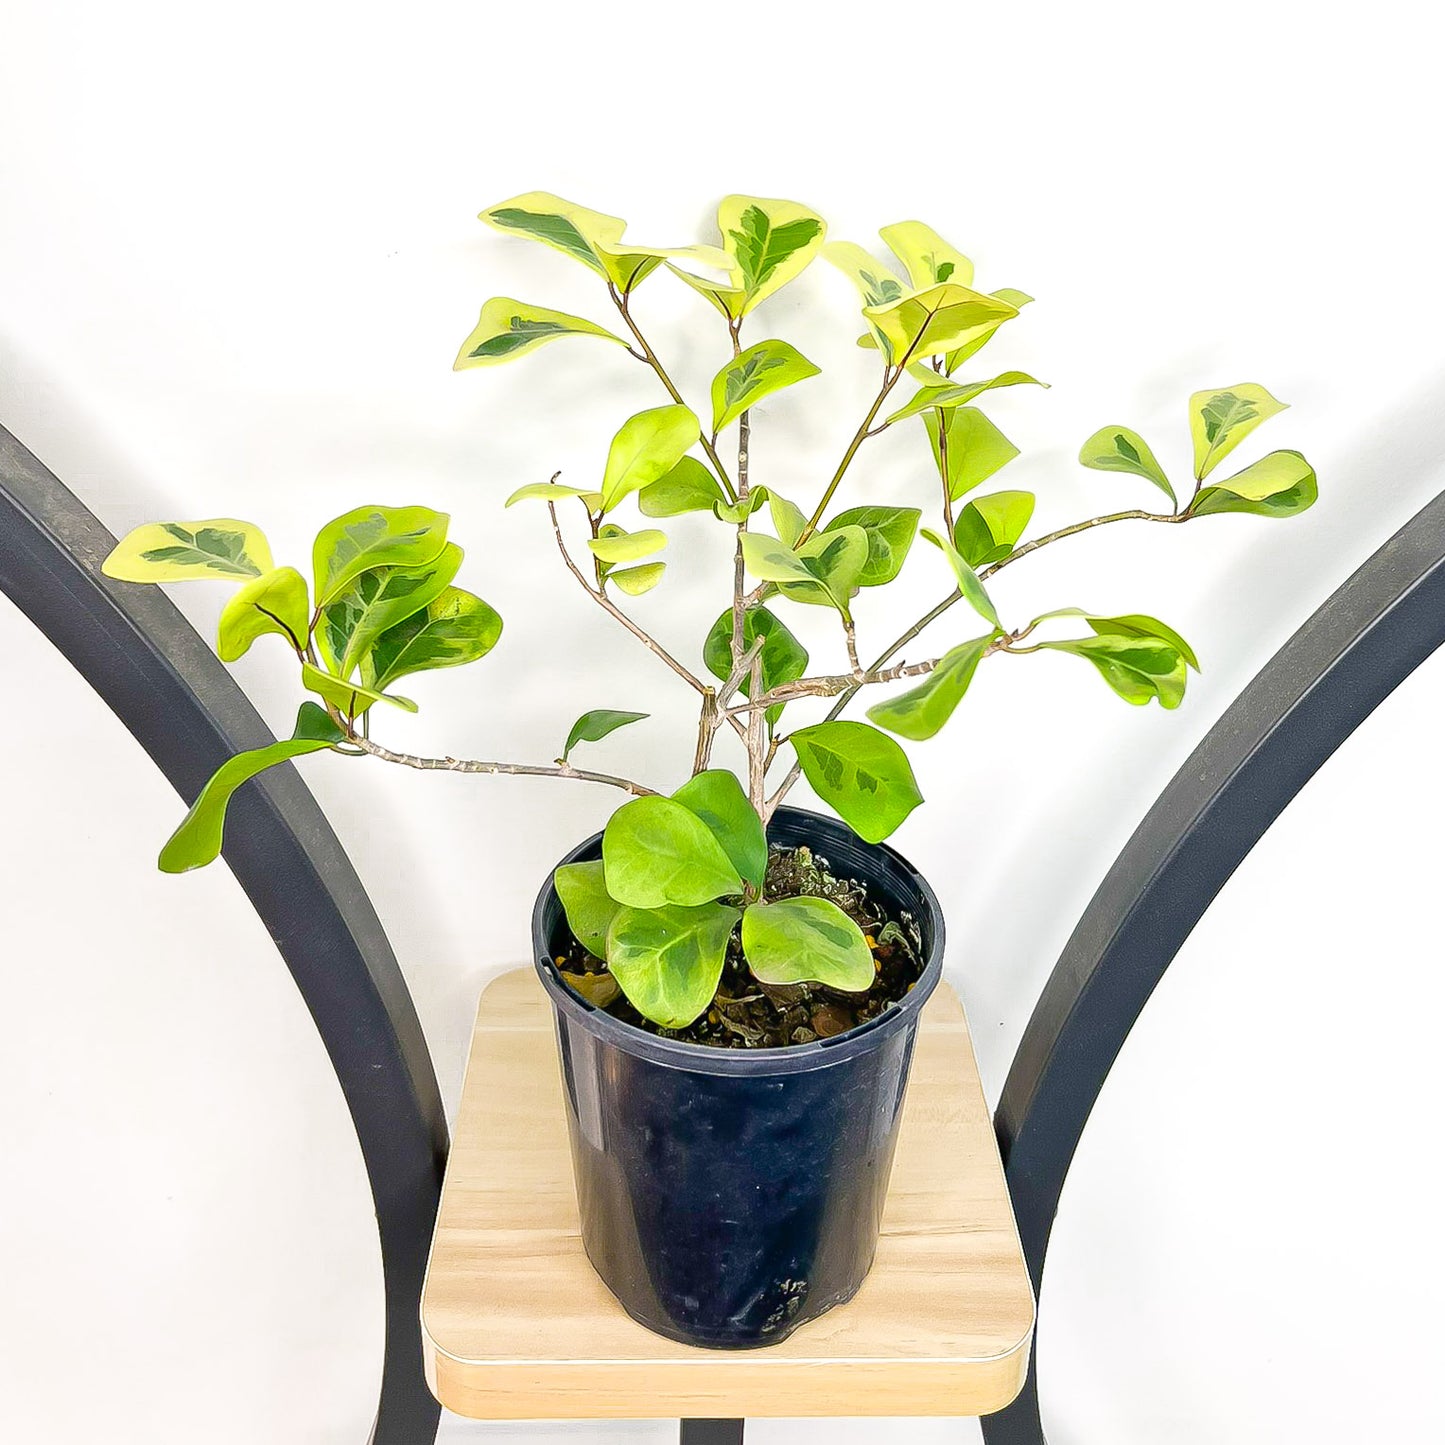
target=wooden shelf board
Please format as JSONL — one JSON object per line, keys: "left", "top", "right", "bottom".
{"left": 421, "top": 969, "right": 1034, "bottom": 1420}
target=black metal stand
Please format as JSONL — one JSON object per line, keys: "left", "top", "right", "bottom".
{"left": 982, "top": 490, "right": 1445, "bottom": 1444}
{"left": 680, "top": 1421, "right": 745, "bottom": 1445}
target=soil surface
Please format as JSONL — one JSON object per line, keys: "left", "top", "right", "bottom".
{"left": 555, "top": 844, "right": 925, "bottom": 1049}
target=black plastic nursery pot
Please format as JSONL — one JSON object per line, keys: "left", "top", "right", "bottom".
{"left": 532, "top": 805, "right": 945, "bottom": 1349}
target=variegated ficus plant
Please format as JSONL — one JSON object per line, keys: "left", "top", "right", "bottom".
{"left": 104, "top": 192, "right": 1317, "bottom": 1034}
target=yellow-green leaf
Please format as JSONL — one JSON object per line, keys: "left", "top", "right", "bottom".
{"left": 600, "top": 404, "right": 700, "bottom": 512}
{"left": 301, "top": 662, "right": 417, "bottom": 718}
{"left": 607, "top": 902, "right": 740, "bottom": 1027}
{"left": 741, "top": 528, "right": 867, "bottom": 616}
{"left": 822, "top": 242, "right": 909, "bottom": 353}
{"left": 1078, "top": 425, "right": 1176, "bottom": 507}
{"left": 788, "top": 721, "right": 923, "bottom": 844}
{"left": 710, "top": 339, "right": 820, "bottom": 433}
{"left": 217, "top": 566, "right": 309, "bottom": 661}
{"left": 587, "top": 529, "right": 667, "bottom": 564}
{"left": 953, "top": 491, "right": 1035, "bottom": 567}
{"left": 361, "top": 586, "right": 503, "bottom": 692}
{"left": 609, "top": 562, "right": 667, "bottom": 596}
{"left": 925, "top": 407, "right": 1020, "bottom": 500}
{"left": 921, "top": 527, "right": 1001, "bottom": 629}
{"left": 742, "top": 896, "right": 874, "bottom": 991}
{"left": 879, "top": 220, "right": 974, "bottom": 290}
{"left": 866, "top": 281, "right": 1021, "bottom": 366}
{"left": 479, "top": 191, "right": 726, "bottom": 293}
{"left": 453, "top": 297, "right": 625, "bottom": 369}
{"left": 1188, "top": 382, "right": 1288, "bottom": 479}
{"left": 638, "top": 458, "right": 726, "bottom": 517}
{"left": 312, "top": 505, "right": 450, "bottom": 606}
{"left": 944, "top": 289, "right": 1034, "bottom": 373}
{"left": 885, "top": 370, "right": 1046, "bottom": 426}
{"left": 823, "top": 505, "right": 920, "bottom": 586}
{"left": 103, "top": 519, "right": 273, "bottom": 583}
{"left": 1039, "top": 634, "right": 1189, "bottom": 709}
{"left": 1191, "top": 449, "right": 1318, "bottom": 519}
{"left": 505, "top": 481, "right": 604, "bottom": 509}
{"left": 316, "top": 543, "right": 463, "bottom": 677}
{"left": 867, "top": 635, "right": 994, "bottom": 741}
{"left": 720, "top": 195, "right": 826, "bottom": 316}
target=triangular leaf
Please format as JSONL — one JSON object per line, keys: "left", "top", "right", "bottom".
{"left": 453, "top": 297, "right": 625, "bottom": 368}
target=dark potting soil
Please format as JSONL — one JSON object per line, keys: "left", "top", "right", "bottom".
{"left": 555, "top": 843, "right": 925, "bottom": 1049}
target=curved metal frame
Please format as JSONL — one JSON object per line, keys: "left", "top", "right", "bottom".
{"left": 0, "top": 426, "right": 448, "bottom": 1445}
{"left": 983, "top": 488, "right": 1445, "bottom": 1444}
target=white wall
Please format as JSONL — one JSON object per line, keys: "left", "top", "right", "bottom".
{"left": 3, "top": 2, "right": 1443, "bottom": 1441}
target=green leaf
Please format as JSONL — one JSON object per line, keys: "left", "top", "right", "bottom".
{"left": 599, "top": 404, "right": 701, "bottom": 513}
{"left": 1028, "top": 608, "right": 1200, "bottom": 672}
{"left": 741, "top": 528, "right": 867, "bottom": 616}
{"left": 884, "top": 370, "right": 1046, "bottom": 426}
{"left": 953, "top": 491, "right": 1035, "bottom": 568}
{"left": 312, "top": 505, "right": 450, "bottom": 606}
{"left": 672, "top": 769, "right": 767, "bottom": 891}
{"left": 479, "top": 190, "right": 724, "bottom": 293}
{"left": 742, "top": 896, "right": 874, "bottom": 992}
{"left": 1189, "top": 383, "right": 1288, "bottom": 479}
{"left": 878, "top": 220, "right": 975, "bottom": 290}
{"left": 865, "top": 281, "right": 1021, "bottom": 366}
{"left": 710, "top": 339, "right": 820, "bottom": 433}
{"left": 1191, "top": 449, "right": 1318, "bottom": 519}
{"left": 554, "top": 860, "right": 619, "bottom": 957}
{"left": 301, "top": 662, "right": 417, "bottom": 718}
{"left": 638, "top": 458, "right": 726, "bottom": 517}
{"left": 103, "top": 519, "right": 273, "bottom": 583}
{"left": 867, "top": 635, "right": 994, "bottom": 741}
{"left": 713, "top": 487, "right": 771, "bottom": 524}
{"left": 609, "top": 562, "right": 667, "bottom": 595}
{"left": 1039, "top": 634, "right": 1189, "bottom": 709}
{"left": 453, "top": 297, "right": 625, "bottom": 369}
{"left": 316, "top": 543, "right": 463, "bottom": 678}
{"left": 158, "top": 704, "right": 345, "bottom": 873}
{"left": 823, "top": 505, "right": 920, "bottom": 586}
{"left": 361, "top": 586, "right": 503, "bottom": 692}
{"left": 702, "top": 605, "right": 808, "bottom": 731}
{"left": 586, "top": 528, "right": 667, "bottom": 564}
{"left": 920, "top": 527, "right": 1001, "bottom": 628}
{"left": 925, "top": 407, "right": 1020, "bottom": 500}
{"left": 768, "top": 492, "right": 807, "bottom": 548}
{"left": 563, "top": 708, "right": 649, "bottom": 762}
{"left": 606, "top": 902, "right": 740, "bottom": 1028}
{"left": 822, "top": 241, "right": 909, "bottom": 352}
{"left": 669, "top": 196, "right": 826, "bottom": 320}
{"left": 216, "top": 566, "right": 309, "bottom": 661}
{"left": 721, "top": 196, "right": 827, "bottom": 314}
{"left": 505, "top": 481, "right": 605, "bottom": 510}
{"left": 944, "top": 289, "right": 1035, "bottom": 373}
{"left": 1078, "top": 425, "right": 1176, "bottom": 506}
{"left": 788, "top": 721, "right": 924, "bottom": 844}
{"left": 602, "top": 796, "right": 743, "bottom": 908}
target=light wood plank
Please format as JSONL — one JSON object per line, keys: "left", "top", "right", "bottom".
{"left": 421, "top": 969, "right": 1034, "bottom": 1419}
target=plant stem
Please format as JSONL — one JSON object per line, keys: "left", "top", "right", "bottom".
{"left": 346, "top": 735, "right": 657, "bottom": 796}
{"left": 746, "top": 651, "right": 766, "bottom": 816}
{"left": 763, "top": 505, "right": 1189, "bottom": 811}
{"left": 547, "top": 501, "right": 711, "bottom": 697}
{"left": 609, "top": 283, "right": 738, "bottom": 502}
{"left": 796, "top": 364, "right": 904, "bottom": 544}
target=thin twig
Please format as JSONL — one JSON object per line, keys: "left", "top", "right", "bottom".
{"left": 608, "top": 283, "right": 738, "bottom": 501}
{"left": 348, "top": 735, "right": 657, "bottom": 796}
{"left": 547, "top": 501, "right": 709, "bottom": 696}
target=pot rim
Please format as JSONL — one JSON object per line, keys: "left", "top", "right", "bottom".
{"left": 531, "top": 805, "right": 945, "bottom": 1076}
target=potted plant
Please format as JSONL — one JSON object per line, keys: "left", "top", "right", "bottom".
{"left": 102, "top": 192, "right": 1317, "bottom": 1348}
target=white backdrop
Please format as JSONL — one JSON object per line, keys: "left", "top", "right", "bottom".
{"left": 4, "top": 2, "right": 1444, "bottom": 1441}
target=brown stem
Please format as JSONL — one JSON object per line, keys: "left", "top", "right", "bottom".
{"left": 547, "top": 502, "right": 709, "bottom": 696}
{"left": 692, "top": 691, "right": 717, "bottom": 774}
{"left": 348, "top": 735, "right": 656, "bottom": 796}
{"left": 746, "top": 651, "right": 766, "bottom": 817}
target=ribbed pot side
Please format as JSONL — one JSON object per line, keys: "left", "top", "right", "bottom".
{"left": 532, "top": 806, "right": 945, "bottom": 1349}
